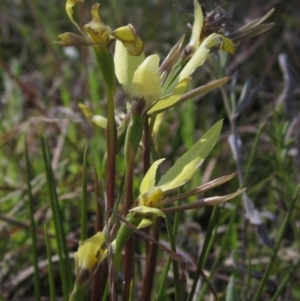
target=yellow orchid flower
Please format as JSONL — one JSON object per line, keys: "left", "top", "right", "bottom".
{"left": 114, "top": 39, "right": 190, "bottom": 115}
{"left": 114, "top": 1, "right": 236, "bottom": 116}
{"left": 130, "top": 120, "right": 223, "bottom": 220}
{"left": 56, "top": 1, "right": 143, "bottom": 56}
{"left": 74, "top": 232, "right": 107, "bottom": 287}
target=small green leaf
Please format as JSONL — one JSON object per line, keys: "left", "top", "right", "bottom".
{"left": 157, "top": 120, "right": 223, "bottom": 191}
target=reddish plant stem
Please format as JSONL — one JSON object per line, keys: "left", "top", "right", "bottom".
{"left": 140, "top": 219, "right": 160, "bottom": 301}
{"left": 91, "top": 172, "right": 106, "bottom": 301}
{"left": 140, "top": 117, "right": 160, "bottom": 301}
{"left": 123, "top": 145, "right": 135, "bottom": 301}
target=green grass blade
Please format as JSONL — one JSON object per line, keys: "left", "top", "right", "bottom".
{"left": 187, "top": 205, "right": 220, "bottom": 301}
{"left": 44, "top": 224, "right": 56, "bottom": 301}
{"left": 156, "top": 257, "right": 172, "bottom": 301}
{"left": 25, "top": 138, "right": 41, "bottom": 301}
{"left": 198, "top": 196, "right": 241, "bottom": 299}
{"left": 156, "top": 199, "right": 182, "bottom": 301}
{"left": 40, "top": 137, "right": 73, "bottom": 299}
{"left": 164, "top": 205, "right": 185, "bottom": 301}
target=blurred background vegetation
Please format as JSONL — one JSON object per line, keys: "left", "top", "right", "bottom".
{"left": 1, "top": 0, "right": 300, "bottom": 300}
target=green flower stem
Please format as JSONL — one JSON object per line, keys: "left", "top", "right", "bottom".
{"left": 93, "top": 46, "right": 116, "bottom": 214}
{"left": 80, "top": 146, "right": 88, "bottom": 241}
{"left": 69, "top": 285, "right": 84, "bottom": 301}
{"left": 124, "top": 110, "right": 144, "bottom": 176}
{"left": 165, "top": 206, "right": 184, "bottom": 301}
{"left": 113, "top": 213, "right": 142, "bottom": 273}
{"left": 93, "top": 46, "right": 116, "bottom": 300}
{"left": 105, "top": 86, "right": 117, "bottom": 212}
{"left": 143, "top": 117, "right": 151, "bottom": 173}
{"left": 124, "top": 112, "right": 144, "bottom": 212}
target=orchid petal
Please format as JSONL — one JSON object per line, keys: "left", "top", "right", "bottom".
{"left": 130, "top": 54, "right": 161, "bottom": 106}
{"left": 55, "top": 32, "right": 94, "bottom": 46}
{"left": 83, "top": 3, "right": 112, "bottom": 45}
{"left": 140, "top": 158, "right": 165, "bottom": 195}
{"left": 179, "top": 36, "right": 211, "bottom": 81}
{"left": 136, "top": 218, "right": 153, "bottom": 229}
{"left": 75, "top": 232, "right": 106, "bottom": 273}
{"left": 189, "top": 0, "right": 203, "bottom": 51}
{"left": 112, "top": 25, "right": 144, "bottom": 56}
{"left": 179, "top": 34, "right": 235, "bottom": 81}
{"left": 65, "top": 0, "right": 84, "bottom": 34}
{"left": 114, "top": 40, "right": 145, "bottom": 96}
{"left": 205, "top": 34, "right": 236, "bottom": 54}
{"left": 130, "top": 206, "right": 166, "bottom": 218}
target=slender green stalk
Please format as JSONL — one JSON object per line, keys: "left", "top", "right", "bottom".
{"left": 113, "top": 213, "right": 142, "bottom": 274}
{"left": 129, "top": 280, "right": 134, "bottom": 301}
{"left": 124, "top": 112, "right": 144, "bottom": 176}
{"left": 44, "top": 224, "right": 56, "bottom": 301}
{"left": 93, "top": 46, "right": 116, "bottom": 215}
{"left": 188, "top": 205, "right": 220, "bottom": 301}
{"left": 143, "top": 117, "right": 151, "bottom": 173}
{"left": 69, "top": 285, "right": 85, "bottom": 301}
{"left": 200, "top": 207, "right": 221, "bottom": 271}
{"left": 156, "top": 258, "right": 172, "bottom": 301}
{"left": 105, "top": 86, "right": 117, "bottom": 212}
{"left": 114, "top": 217, "right": 137, "bottom": 301}
{"left": 165, "top": 201, "right": 186, "bottom": 300}
{"left": 252, "top": 185, "right": 300, "bottom": 301}
{"left": 81, "top": 146, "right": 88, "bottom": 241}
{"left": 93, "top": 45, "right": 116, "bottom": 300}
{"left": 25, "top": 139, "right": 41, "bottom": 301}
{"left": 242, "top": 123, "right": 264, "bottom": 186}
